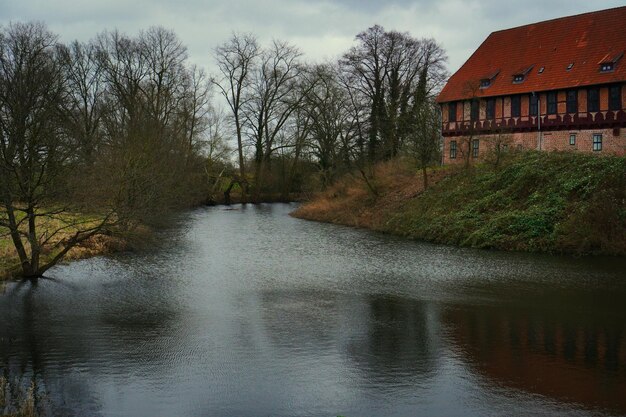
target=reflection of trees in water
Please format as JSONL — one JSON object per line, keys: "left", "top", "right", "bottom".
{"left": 443, "top": 299, "right": 626, "bottom": 414}
{"left": 259, "top": 290, "right": 440, "bottom": 385}
{"left": 0, "top": 273, "right": 183, "bottom": 416}
{"left": 0, "top": 280, "right": 91, "bottom": 416}
{"left": 345, "top": 295, "right": 439, "bottom": 384}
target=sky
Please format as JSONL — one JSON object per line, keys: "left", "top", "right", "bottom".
{"left": 2, "top": 0, "right": 624, "bottom": 77}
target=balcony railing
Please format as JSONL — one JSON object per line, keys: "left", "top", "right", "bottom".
{"left": 442, "top": 110, "right": 626, "bottom": 136}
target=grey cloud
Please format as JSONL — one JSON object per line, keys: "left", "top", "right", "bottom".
{"left": 2, "top": 0, "right": 623, "bottom": 76}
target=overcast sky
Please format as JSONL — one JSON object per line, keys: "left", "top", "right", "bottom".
{"left": 2, "top": 0, "right": 624, "bottom": 76}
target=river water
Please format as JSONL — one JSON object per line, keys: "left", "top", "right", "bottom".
{"left": 1, "top": 203, "right": 625, "bottom": 416}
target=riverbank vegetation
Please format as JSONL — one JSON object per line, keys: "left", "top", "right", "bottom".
{"left": 293, "top": 152, "right": 626, "bottom": 256}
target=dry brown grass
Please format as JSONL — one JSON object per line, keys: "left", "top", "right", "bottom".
{"left": 1, "top": 212, "right": 130, "bottom": 280}
{"left": 292, "top": 159, "right": 453, "bottom": 230}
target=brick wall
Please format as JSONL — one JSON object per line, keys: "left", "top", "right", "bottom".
{"left": 443, "top": 128, "right": 626, "bottom": 165}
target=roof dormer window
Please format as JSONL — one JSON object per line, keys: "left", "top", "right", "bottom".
{"left": 512, "top": 65, "right": 532, "bottom": 84}
{"left": 480, "top": 69, "right": 500, "bottom": 89}
{"left": 600, "top": 62, "right": 614, "bottom": 72}
{"left": 599, "top": 51, "right": 623, "bottom": 73}
{"left": 538, "top": 67, "right": 545, "bottom": 74}
{"left": 567, "top": 63, "right": 574, "bottom": 71}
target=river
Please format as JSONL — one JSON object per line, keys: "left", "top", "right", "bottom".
{"left": 1, "top": 203, "right": 625, "bottom": 416}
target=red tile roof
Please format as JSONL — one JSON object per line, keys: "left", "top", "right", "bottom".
{"left": 437, "top": 6, "right": 626, "bottom": 103}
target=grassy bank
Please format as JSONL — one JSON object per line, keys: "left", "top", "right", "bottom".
{"left": 292, "top": 152, "right": 626, "bottom": 255}
{"left": 0, "top": 213, "right": 132, "bottom": 280}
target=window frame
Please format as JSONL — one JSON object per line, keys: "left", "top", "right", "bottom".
{"left": 472, "top": 139, "right": 479, "bottom": 158}
{"left": 449, "top": 140, "right": 457, "bottom": 159}
{"left": 566, "top": 90, "right": 578, "bottom": 114}
{"left": 569, "top": 134, "right": 576, "bottom": 146}
{"left": 547, "top": 91, "right": 557, "bottom": 115}
{"left": 511, "top": 95, "right": 521, "bottom": 117}
{"left": 587, "top": 87, "right": 600, "bottom": 112}
{"left": 592, "top": 134, "right": 602, "bottom": 151}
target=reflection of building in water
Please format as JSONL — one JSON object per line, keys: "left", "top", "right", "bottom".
{"left": 344, "top": 295, "right": 440, "bottom": 383}
{"left": 444, "top": 305, "right": 626, "bottom": 414}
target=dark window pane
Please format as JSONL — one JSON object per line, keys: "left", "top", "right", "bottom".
{"left": 609, "top": 85, "right": 622, "bottom": 111}
{"left": 529, "top": 94, "right": 538, "bottom": 116}
{"left": 471, "top": 99, "right": 479, "bottom": 121}
{"left": 472, "top": 139, "right": 479, "bottom": 157}
{"left": 588, "top": 88, "right": 599, "bottom": 112}
{"left": 566, "top": 90, "right": 578, "bottom": 113}
{"left": 448, "top": 102, "right": 457, "bottom": 122}
{"left": 486, "top": 98, "right": 495, "bottom": 119}
{"left": 547, "top": 92, "right": 557, "bottom": 114}
{"left": 450, "top": 140, "right": 457, "bottom": 159}
{"left": 511, "top": 95, "right": 521, "bottom": 117}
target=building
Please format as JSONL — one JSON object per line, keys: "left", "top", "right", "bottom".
{"left": 436, "top": 6, "right": 626, "bottom": 164}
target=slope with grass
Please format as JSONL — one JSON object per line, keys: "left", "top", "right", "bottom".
{"left": 292, "top": 152, "right": 626, "bottom": 255}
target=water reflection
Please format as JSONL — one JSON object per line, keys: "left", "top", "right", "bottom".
{"left": 0, "top": 204, "right": 625, "bottom": 416}
{"left": 345, "top": 295, "right": 439, "bottom": 384}
{"left": 444, "top": 300, "right": 626, "bottom": 414}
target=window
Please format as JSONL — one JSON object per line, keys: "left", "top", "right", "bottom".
{"left": 566, "top": 90, "right": 578, "bottom": 113}
{"left": 547, "top": 92, "right": 557, "bottom": 114}
{"left": 587, "top": 88, "right": 599, "bottom": 112}
{"left": 472, "top": 139, "right": 479, "bottom": 157}
{"left": 538, "top": 67, "right": 545, "bottom": 74}
{"left": 480, "top": 79, "right": 491, "bottom": 88}
{"left": 470, "top": 99, "right": 479, "bottom": 121}
{"left": 569, "top": 134, "right": 576, "bottom": 145}
{"left": 592, "top": 134, "right": 602, "bottom": 151}
{"left": 486, "top": 98, "right": 495, "bottom": 119}
{"left": 511, "top": 95, "right": 521, "bottom": 117}
{"left": 529, "top": 94, "right": 538, "bottom": 116}
{"left": 513, "top": 74, "right": 524, "bottom": 83}
{"left": 450, "top": 140, "right": 457, "bottom": 159}
{"left": 600, "top": 63, "right": 614, "bottom": 72}
{"left": 567, "top": 63, "right": 574, "bottom": 71}
{"left": 448, "top": 102, "right": 457, "bottom": 122}
{"left": 609, "top": 85, "right": 622, "bottom": 111}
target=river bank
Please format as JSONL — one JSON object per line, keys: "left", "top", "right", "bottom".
{"left": 292, "top": 152, "right": 626, "bottom": 256}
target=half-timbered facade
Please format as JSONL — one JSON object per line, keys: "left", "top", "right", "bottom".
{"left": 437, "top": 7, "right": 626, "bottom": 164}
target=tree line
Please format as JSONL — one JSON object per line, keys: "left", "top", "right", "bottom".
{"left": 0, "top": 22, "right": 212, "bottom": 277}
{"left": 213, "top": 25, "right": 447, "bottom": 201}
{"left": 0, "top": 22, "right": 447, "bottom": 277}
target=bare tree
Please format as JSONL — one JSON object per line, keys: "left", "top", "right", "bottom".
{"left": 58, "top": 39, "right": 105, "bottom": 165}
{"left": 243, "top": 39, "right": 305, "bottom": 201}
{"left": 0, "top": 22, "right": 115, "bottom": 278}
{"left": 340, "top": 26, "right": 447, "bottom": 163}
{"left": 213, "top": 33, "right": 259, "bottom": 202}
